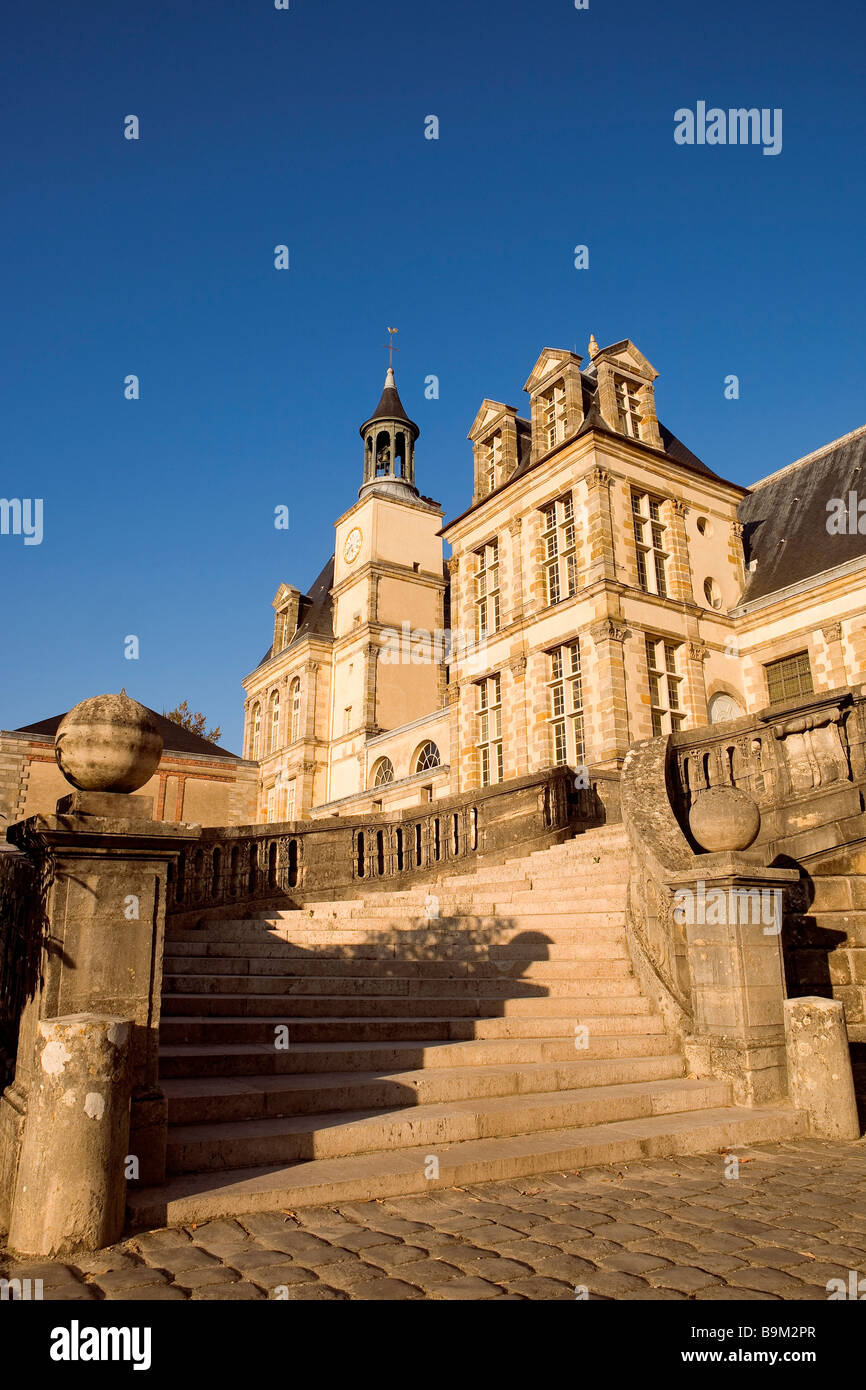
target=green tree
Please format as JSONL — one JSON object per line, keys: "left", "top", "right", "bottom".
{"left": 163, "top": 701, "right": 222, "bottom": 745}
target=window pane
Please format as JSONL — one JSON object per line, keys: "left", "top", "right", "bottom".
{"left": 654, "top": 553, "right": 667, "bottom": 596}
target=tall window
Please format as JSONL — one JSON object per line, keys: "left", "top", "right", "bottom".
{"left": 344, "top": 706, "right": 352, "bottom": 734}
{"left": 616, "top": 375, "right": 642, "bottom": 438}
{"left": 475, "top": 539, "right": 500, "bottom": 638}
{"left": 481, "top": 431, "right": 502, "bottom": 496}
{"left": 250, "top": 703, "right": 261, "bottom": 759}
{"left": 267, "top": 690, "right": 280, "bottom": 754}
{"left": 289, "top": 678, "right": 301, "bottom": 742}
{"left": 632, "top": 491, "right": 668, "bottom": 596}
{"left": 548, "top": 641, "right": 584, "bottom": 767}
{"left": 284, "top": 778, "right": 296, "bottom": 821}
{"left": 539, "top": 379, "right": 567, "bottom": 450}
{"left": 765, "top": 651, "right": 813, "bottom": 704}
{"left": 477, "top": 674, "right": 503, "bottom": 786}
{"left": 541, "top": 494, "right": 578, "bottom": 605}
{"left": 645, "top": 636, "right": 684, "bottom": 736}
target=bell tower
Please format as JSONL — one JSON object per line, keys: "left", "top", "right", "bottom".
{"left": 326, "top": 339, "right": 446, "bottom": 804}
{"left": 359, "top": 330, "right": 420, "bottom": 499}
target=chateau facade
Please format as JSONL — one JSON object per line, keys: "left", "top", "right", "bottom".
{"left": 242, "top": 336, "right": 866, "bottom": 824}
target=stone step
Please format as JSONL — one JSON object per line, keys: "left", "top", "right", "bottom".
{"left": 128, "top": 1103, "right": 805, "bottom": 1227}
{"left": 162, "top": 941, "right": 628, "bottom": 968}
{"left": 290, "top": 890, "right": 629, "bottom": 913}
{"left": 163, "top": 937, "right": 627, "bottom": 964}
{"left": 160, "top": 1012, "right": 665, "bottom": 1046}
{"left": 167, "top": 919, "right": 627, "bottom": 947}
{"left": 164, "top": 1078, "right": 731, "bottom": 1175}
{"left": 159, "top": 965, "right": 636, "bottom": 992}
{"left": 158, "top": 1032, "right": 672, "bottom": 1079}
{"left": 162, "top": 1055, "right": 686, "bottom": 1124}
{"left": 161, "top": 987, "right": 652, "bottom": 1015}
{"left": 162, "top": 972, "right": 642, "bottom": 1001}
{"left": 307, "top": 903, "right": 627, "bottom": 921}
{"left": 349, "top": 876, "right": 630, "bottom": 900}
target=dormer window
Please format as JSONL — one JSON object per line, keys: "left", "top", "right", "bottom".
{"left": 539, "top": 380, "right": 567, "bottom": 451}
{"left": 615, "top": 376, "right": 642, "bottom": 438}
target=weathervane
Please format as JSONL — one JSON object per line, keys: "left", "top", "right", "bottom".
{"left": 384, "top": 327, "right": 399, "bottom": 369}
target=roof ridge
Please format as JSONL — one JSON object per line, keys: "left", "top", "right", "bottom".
{"left": 749, "top": 421, "right": 866, "bottom": 489}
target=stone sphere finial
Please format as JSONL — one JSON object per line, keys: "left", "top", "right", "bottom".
{"left": 55, "top": 693, "right": 163, "bottom": 793}
{"left": 688, "top": 785, "right": 761, "bottom": 853}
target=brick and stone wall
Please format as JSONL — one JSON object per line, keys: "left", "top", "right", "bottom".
{"left": 0, "top": 731, "right": 258, "bottom": 830}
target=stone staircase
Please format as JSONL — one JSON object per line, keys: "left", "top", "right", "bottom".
{"left": 127, "top": 824, "right": 806, "bottom": 1229}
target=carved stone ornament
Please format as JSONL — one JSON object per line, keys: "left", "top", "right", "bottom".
{"left": 590, "top": 618, "right": 629, "bottom": 645}
{"left": 771, "top": 705, "right": 850, "bottom": 791}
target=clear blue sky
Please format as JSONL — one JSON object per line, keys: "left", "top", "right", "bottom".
{"left": 2, "top": 0, "right": 864, "bottom": 754}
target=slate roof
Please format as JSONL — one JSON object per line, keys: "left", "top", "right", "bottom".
{"left": 361, "top": 371, "right": 418, "bottom": 435}
{"left": 15, "top": 708, "right": 238, "bottom": 760}
{"left": 257, "top": 555, "right": 335, "bottom": 668}
{"left": 737, "top": 424, "right": 866, "bottom": 605}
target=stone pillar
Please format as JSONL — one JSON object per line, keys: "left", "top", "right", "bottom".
{"left": 304, "top": 661, "right": 319, "bottom": 742}
{"left": 583, "top": 466, "right": 616, "bottom": 586}
{"left": 446, "top": 553, "right": 461, "bottom": 629}
{"left": 589, "top": 618, "right": 631, "bottom": 767}
{"left": 671, "top": 859, "right": 800, "bottom": 1104}
{"left": 667, "top": 498, "right": 694, "bottom": 603}
{"left": 507, "top": 517, "right": 524, "bottom": 622}
{"left": 783, "top": 996, "right": 860, "bottom": 1139}
{"left": 686, "top": 641, "right": 710, "bottom": 727}
{"left": 7, "top": 1014, "right": 132, "bottom": 1257}
{"left": 446, "top": 681, "right": 461, "bottom": 795}
{"left": 505, "top": 655, "right": 529, "bottom": 778}
{"left": 821, "top": 622, "right": 847, "bottom": 689}
{"left": 363, "top": 641, "right": 379, "bottom": 734}
{"left": 7, "top": 797, "right": 199, "bottom": 1195}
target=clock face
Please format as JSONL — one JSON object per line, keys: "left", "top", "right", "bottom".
{"left": 343, "top": 526, "right": 362, "bottom": 563}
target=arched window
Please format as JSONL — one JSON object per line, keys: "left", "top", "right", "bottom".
{"left": 250, "top": 703, "right": 261, "bottom": 760}
{"left": 708, "top": 691, "right": 745, "bottom": 724}
{"left": 289, "top": 678, "right": 301, "bottom": 742}
{"left": 414, "top": 741, "right": 441, "bottom": 774}
{"left": 371, "top": 757, "right": 394, "bottom": 787}
{"left": 375, "top": 430, "right": 391, "bottom": 475}
{"left": 268, "top": 690, "right": 280, "bottom": 753}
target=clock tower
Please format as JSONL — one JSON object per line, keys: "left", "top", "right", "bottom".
{"left": 327, "top": 361, "right": 446, "bottom": 802}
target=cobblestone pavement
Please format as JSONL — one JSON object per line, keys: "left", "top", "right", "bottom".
{"left": 3, "top": 1138, "right": 866, "bottom": 1301}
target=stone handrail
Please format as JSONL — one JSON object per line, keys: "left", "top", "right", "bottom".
{"left": 620, "top": 736, "right": 696, "bottom": 1037}
{"left": 167, "top": 766, "right": 619, "bottom": 918}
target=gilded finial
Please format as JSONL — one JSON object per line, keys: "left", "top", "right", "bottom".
{"left": 588, "top": 334, "right": 599, "bottom": 359}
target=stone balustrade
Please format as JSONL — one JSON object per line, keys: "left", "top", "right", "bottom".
{"left": 166, "top": 766, "right": 618, "bottom": 918}
{"left": 669, "top": 685, "right": 866, "bottom": 855}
